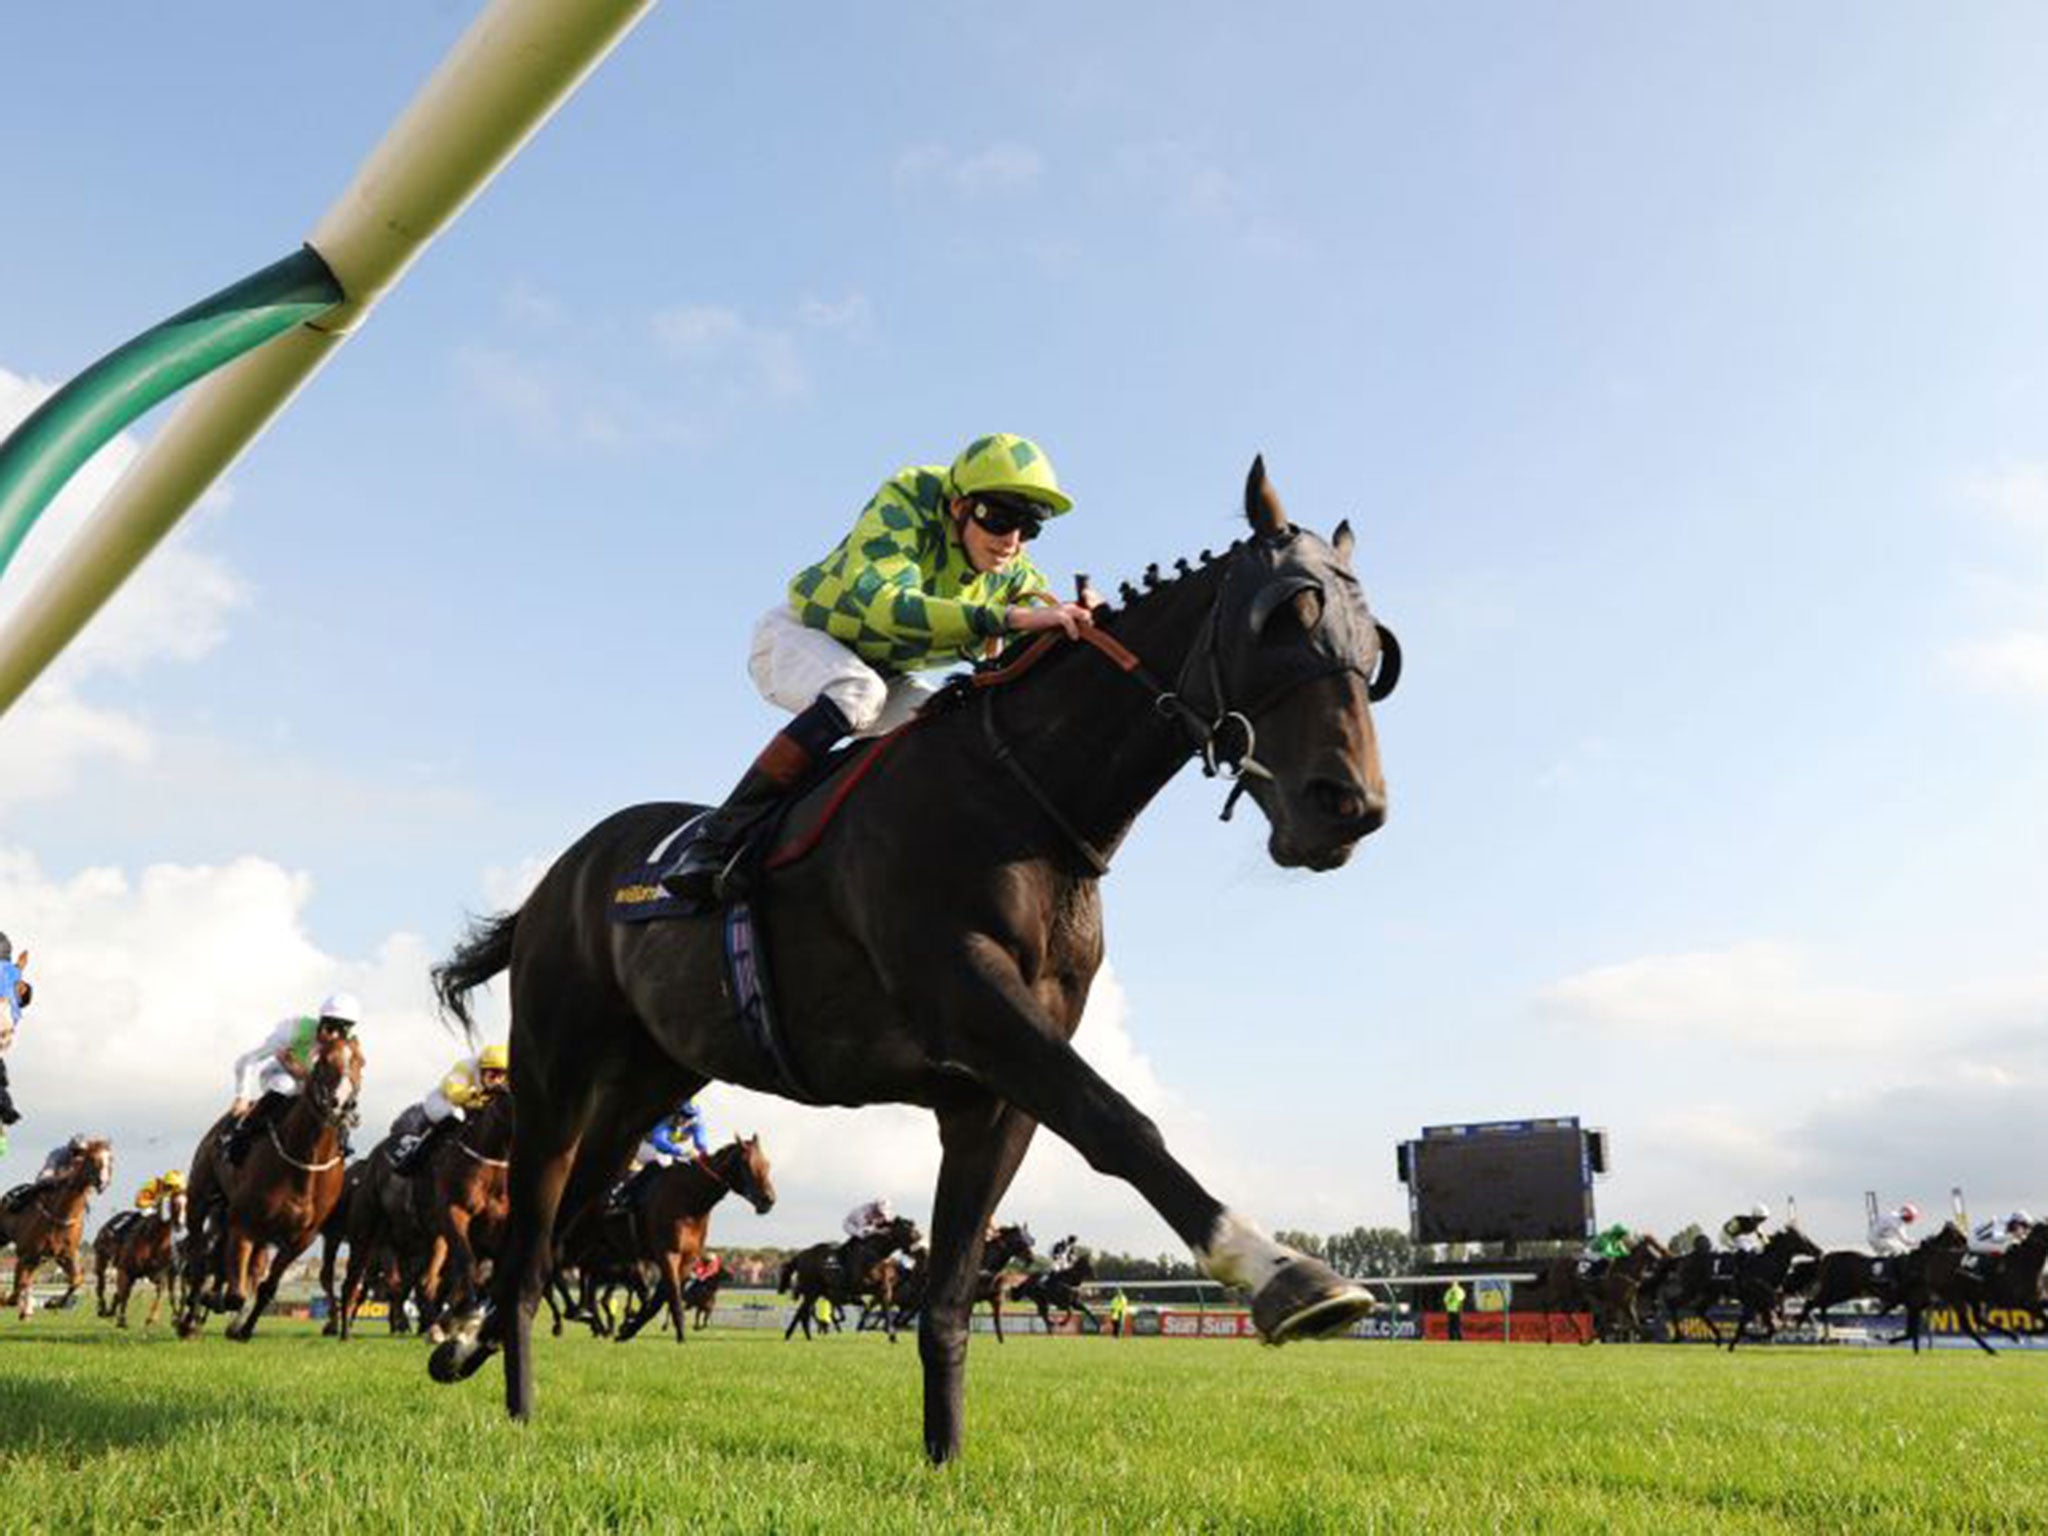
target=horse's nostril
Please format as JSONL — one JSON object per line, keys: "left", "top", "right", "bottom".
{"left": 1308, "top": 779, "right": 1368, "bottom": 823}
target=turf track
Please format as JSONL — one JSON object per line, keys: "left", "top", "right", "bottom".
{"left": 0, "top": 1318, "right": 2042, "bottom": 1532}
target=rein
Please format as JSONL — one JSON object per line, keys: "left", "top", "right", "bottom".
{"left": 266, "top": 1121, "right": 345, "bottom": 1174}
{"left": 455, "top": 1136, "right": 511, "bottom": 1170}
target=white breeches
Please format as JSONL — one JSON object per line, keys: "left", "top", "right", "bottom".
{"left": 423, "top": 1088, "right": 463, "bottom": 1124}
{"left": 749, "top": 606, "right": 939, "bottom": 736}
{"left": 235, "top": 1052, "right": 298, "bottom": 1104}
{"left": 1869, "top": 1232, "right": 1910, "bottom": 1257}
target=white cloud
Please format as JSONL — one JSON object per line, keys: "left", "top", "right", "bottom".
{"left": 893, "top": 141, "right": 1043, "bottom": 198}
{"left": 1947, "top": 462, "right": 2048, "bottom": 700}
{"left": 651, "top": 303, "right": 808, "bottom": 403}
{"left": 0, "top": 684, "right": 154, "bottom": 812}
{"left": 1947, "top": 631, "right": 2048, "bottom": 696}
{"left": 0, "top": 367, "right": 248, "bottom": 686}
{"left": 1537, "top": 940, "right": 1916, "bottom": 1053}
{"left": 797, "top": 292, "right": 876, "bottom": 341}
{"left": 0, "top": 847, "right": 465, "bottom": 1186}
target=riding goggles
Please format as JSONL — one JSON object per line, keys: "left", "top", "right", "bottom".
{"left": 968, "top": 496, "right": 1045, "bottom": 542}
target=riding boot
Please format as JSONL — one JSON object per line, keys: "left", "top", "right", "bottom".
{"left": 226, "top": 1092, "right": 285, "bottom": 1167}
{"left": 660, "top": 697, "right": 851, "bottom": 904}
{"left": 393, "top": 1116, "right": 457, "bottom": 1176}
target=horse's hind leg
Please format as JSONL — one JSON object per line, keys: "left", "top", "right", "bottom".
{"left": 922, "top": 1095, "right": 1040, "bottom": 1465}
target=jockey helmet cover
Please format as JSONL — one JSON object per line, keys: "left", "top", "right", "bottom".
{"left": 1899, "top": 1202, "right": 1919, "bottom": 1222}
{"left": 1749, "top": 1202, "right": 1769, "bottom": 1221}
{"left": 945, "top": 434, "right": 1073, "bottom": 515}
{"left": 318, "top": 992, "right": 361, "bottom": 1026}
{"left": 479, "top": 1042, "right": 510, "bottom": 1072}
{"left": 162, "top": 1169, "right": 187, "bottom": 1191}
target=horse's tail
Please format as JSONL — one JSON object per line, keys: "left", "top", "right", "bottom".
{"left": 432, "top": 910, "right": 520, "bottom": 1042}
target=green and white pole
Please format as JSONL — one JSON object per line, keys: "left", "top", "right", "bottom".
{"left": 0, "top": 0, "right": 654, "bottom": 718}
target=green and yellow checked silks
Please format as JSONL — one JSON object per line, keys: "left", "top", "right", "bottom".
{"left": 788, "top": 466, "right": 1047, "bottom": 672}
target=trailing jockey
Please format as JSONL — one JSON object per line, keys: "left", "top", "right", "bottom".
{"left": 1868, "top": 1202, "right": 1919, "bottom": 1258}
{"left": 660, "top": 433, "right": 1096, "bottom": 903}
{"left": 1581, "top": 1222, "right": 1633, "bottom": 1272}
{"left": 3, "top": 1132, "right": 97, "bottom": 1214}
{"left": 606, "top": 1098, "right": 708, "bottom": 1220}
{"left": 0, "top": 936, "right": 33, "bottom": 1147}
{"left": 1720, "top": 1203, "right": 1771, "bottom": 1256}
{"left": 223, "top": 994, "right": 362, "bottom": 1167}
{"left": 844, "top": 1196, "right": 897, "bottom": 1243}
{"left": 390, "top": 1043, "right": 511, "bottom": 1175}
{"left": 1968, "top": 1209, "right": 2034, "bottom": 1257}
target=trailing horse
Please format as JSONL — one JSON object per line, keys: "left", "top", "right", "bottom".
{"left": 967, "top": 1222, "right": 1036, "bottom": 1343}
{"left": 1012, "top": 1250, "right": 1099, "bottom": 1332}
{"left": 428, "top": 460, "right": 1398, "bottom": 1462}
{"left": 780, "top": 1216, "right": 923, "bottom": 1342}
{"left": 179, "top": 1030, "right": 362, "bottom": 1340}
{"left": 109, "top": 1189, "right": 186, "bottom": 1329}
{"left": 0, "top": 1138, "right": 112, "bottom": 1318}
{"left": 586, "top": 1137, "right": 774, "bottom": 1345}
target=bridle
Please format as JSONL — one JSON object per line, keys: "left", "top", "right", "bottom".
{"left": 972, "top": 535, "right": 1400, "bottom": 873}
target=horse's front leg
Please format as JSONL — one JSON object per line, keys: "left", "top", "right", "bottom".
{"left": 933, "top": 939, "right": 1372, "bottom": 1342}
{"left": 921, "top": 1094, "right": 1039, "bottom": 1465}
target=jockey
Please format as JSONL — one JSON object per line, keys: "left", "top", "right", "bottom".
{"left": 691, "top": 1251, "right": 723, "bottom": 1285}
{"left": 1969, "top": 1210, "right": 2034, "bottom": 1256}
{"left": 611, "top": 1098, "right": 709, "bottom": 1215}
{"left": 0, "top": 940, "right": 32, "bottom": 1140}
{"left": 223, "top": 993, "right": 360, "bottom": 1165}
{"left": 1049, "top": 1233, "right": 1082, "bottom": 1269}
{"left": 1868, "top": 1202, "right": 1919, "bottom": 1257}
{"left": 1720, "top": 1203, "right": 1770, "bottom": 1255}
{"left": 638, "top": 1099, "right": 709, "bottom": 1167}
{"left": 389, "top": 1043, "right": 510, "bottom": 1174}
{"left": 4, "top": 1133, "right": 96, "bottom": 1213}
{"left": 661, "top": 433, "right": 1093, "bottom": 903}
{"left": 1584, "top": 1223, "right": 1632, "bottom": 1263}
{"left": 844, "top": 1197, "right": 897, "bottom": 1242}
{"left": 134, "top": 1169, "right": 186, "bottom": 1212}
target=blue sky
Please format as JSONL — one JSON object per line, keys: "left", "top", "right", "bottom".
{"left": 3, "top": 3, "right": 2046, "bottom": 1254}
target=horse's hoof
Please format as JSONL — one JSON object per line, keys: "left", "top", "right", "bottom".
{"left": 1251, "top": 1257, "right": 1378, "bottom": 1344}
{"left": 428, "top": 1334, "right": 497, "bottom": 1384}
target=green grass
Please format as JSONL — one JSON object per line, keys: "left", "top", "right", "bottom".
{"left": 0, "top": 1316, "right": 2043, "bottom": 1533}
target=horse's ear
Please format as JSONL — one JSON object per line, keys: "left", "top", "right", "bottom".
{"left": 1245, "top": 455, "right": 1290, "bottom": 537}
{"left": 1332, "top": 519, "right": 1355, "bottom": 563}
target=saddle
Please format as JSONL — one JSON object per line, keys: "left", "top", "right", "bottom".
{"left": 1960, "top": 1252, "right": 1994, "bottom": 1279}
{"left": 100, "top": 1209, "right": 145, "bottom": 1245}
{"left": 0, "top": 1181, "right": 33, "bottom": 1214}
{"left": 1708, "top": 1254, "right": 1740, "bottom": 1284}
{"left": 610, "top": 732, "right": 912, "bottom": 925}
{"left": 1576, "top": 1258, "right": 1610, "bottom": 1281}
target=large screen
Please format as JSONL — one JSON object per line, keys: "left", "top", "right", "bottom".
{"left": 1405, "top": 1120, "right": 1592, "bottom": 1244}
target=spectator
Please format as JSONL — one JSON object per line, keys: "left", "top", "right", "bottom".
{"left": 1443, "top": 1279, "right": 1467, "bottom": 1341}
{"left": 1107, "top": 1288, "right": 1130, "bottom": 1339}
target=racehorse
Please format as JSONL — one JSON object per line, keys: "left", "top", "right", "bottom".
{"left": 1534, "top": 1236, "right": 1669, "bottom": 1344}
{"left": 94, "top": 1208, "right": 146, "bottom": 1317}
{"left": 682, "top": 1265, "right": 726, "bottom": 1330}
{"left": 336, "top": 1096, "right": 513, "bottom": 1344}
{"left": 427, "top": 461, "right": 1399, "bottom": 1462}
{"left": 109, "top": 1187, "right": 186, "bottom": 1328}
{"left": 968, "top": 1222, "right": 1036, "bottom": 1343}
{"left": 0, "top": 1138, "right": 113, "bottom": 1318}
{"left": 180, "top": 1030, "right": 362, "bottom": 1340}
{"left": 779, "top": 1216, "right": 924, "bottom": 1342}
{"left": 1922, "top": 1224, "right": 2048, "bottom": 1355}
{"left": 598, "top": 1136, "right": 775, "bottom": 1343}
{"left": 1012, "top": 1249, "right": 1099, "bottom": 1332}
{"left": 1724, "top": 1227, "right": 1822, "bottom": 1350}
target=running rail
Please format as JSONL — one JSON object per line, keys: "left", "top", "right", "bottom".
{"left": 0, "top": 0, "right": 655, "bottom": 718}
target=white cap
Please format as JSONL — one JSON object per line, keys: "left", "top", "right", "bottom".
{"left": 318, "top": 992, "right": 362, "bottom": 1024}
{"left": 1749, "top": 1202, "right": 1770, "bottom": 1220}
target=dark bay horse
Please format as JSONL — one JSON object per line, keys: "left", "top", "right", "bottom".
{"left": 110, "top": 1189, "right": 186, "bottom": 1329}
{"left": 970, "top": 1222, "right": 1036, "bottom": 1343}
{"left": 780, "top": 1216, "right": 923, "bottom": 1342}
{"left": 429, "top": 460, "right": 1398, "bottom": 1462}
{"left": 601, "top": 1137, "right": 775, "bottom": 1344}
{"left": 94, "top": 1209, "right": 145, "bottom": 1317}
{"left": 1535, "top": 1236, "right": 1669, "bottom": 1344}
{"left": 1923, "top": 1225, "right": 2048, "bottom": 1355}
{"left": 1724, "top": 1227, "right": 1823, "bottom": 1350}
{"left": 0, "top": 1138, "right": 113, "bottom": 1318}
{"left": 1013, "top": 1250, "right": 1099, "bottom": 1332}
{"left": 180, "top": 1032, "right": 362, "bottom": 1340}
{"left": 340, "top": 1092, "right": 516, "bottom": 1341}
